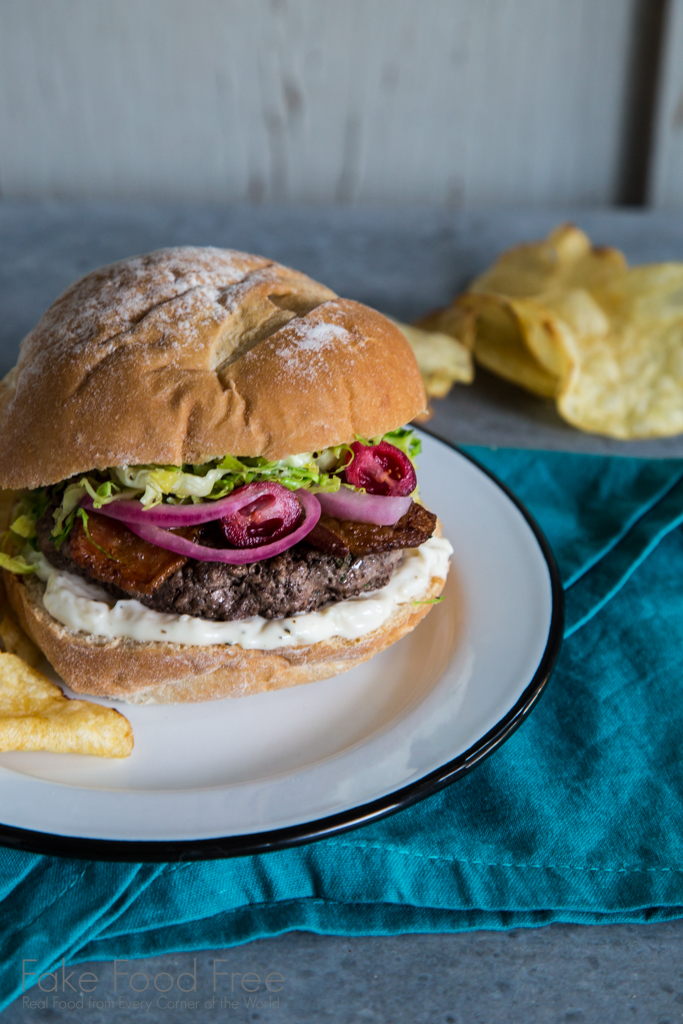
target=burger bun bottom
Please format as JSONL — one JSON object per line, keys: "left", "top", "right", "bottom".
{"left": 5, "top": 570, "right": 446, "bottom": 704}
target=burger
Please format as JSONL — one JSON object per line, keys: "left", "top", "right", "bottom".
{"left": 0, "top": 247, "right": 452, "bottom": 703}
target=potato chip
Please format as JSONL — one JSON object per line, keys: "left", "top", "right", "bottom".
{"left": 389, "top": 316, "right": 474, "bottom": 398}
{"left": 454, "top": 293, "right": 561, "bottom": 397}
{"left": 0, "top": 652, "right": 133, "bottom": 757}
{"left": 557, "top": 264, "right": 683, "bottom": 437}
{"left": 470, "top": 223, "right": 626, "bottom": 297}
{"left": 432, "top": 224, "right": 683, "bottom": 439}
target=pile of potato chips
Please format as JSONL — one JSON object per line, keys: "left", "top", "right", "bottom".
{"left": 418, "top": 223, "right": 683, "bottom": 440}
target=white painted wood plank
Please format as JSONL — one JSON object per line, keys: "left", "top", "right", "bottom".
{"left": 0, "top": 0, "right": 640, "bottom": 206}
{"left": 650, "top": 0, "right": 683, "bottom": 206}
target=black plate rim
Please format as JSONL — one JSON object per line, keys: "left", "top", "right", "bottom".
{"left": 0, "top": 437, "right": 564, "bottom": 862}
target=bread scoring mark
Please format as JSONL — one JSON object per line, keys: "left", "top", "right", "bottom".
{"left": 25, "top": 247, "right": 262, "bottom": 358}
{"left": 18, "top": 255, "right": 284, "bottom": 416}
{"left": 210, "top": 265, "right": 335, "bottom": 375}
{"left": 14, "top": 248, "right": 271, "bottom": 409}
{"left": 210, "top": 270, "right": 297, "bottom": 372}
{"left": 15, "top": 251, "right": 338, "bottom": 412}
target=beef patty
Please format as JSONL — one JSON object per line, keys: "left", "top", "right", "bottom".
{"left": 35, "top": 506, "right": 404, "bottom": 621}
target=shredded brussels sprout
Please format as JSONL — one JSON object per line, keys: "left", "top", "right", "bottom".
{"left": 2, "top": 427, "right": 422, "bottom": 563}
{"left": 382, "top": 427, "right": 422, "bottom": 461}
{"left": 0, "top": 549, "right": 36, "bottom": 575}
{"left": 8, "top": 514, "right": 36, "bottom": 540}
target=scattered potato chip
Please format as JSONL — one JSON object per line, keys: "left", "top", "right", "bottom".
{"left": 470, "top": 223, "right": 627, "bottom": 297}
{"left": 0, "top": 614, "right": 41, "bottom": 668}
{"left": 556, "top": 263, "right": 683, "bottom": 437}
{"left": 430, "top": 224, "right": 683, "bottom": 439}
{"left": 0, "top": 653, "right": 133, "bottom": 757}
{"left": 389, "top": 316, "right": 474, "bottom": 398}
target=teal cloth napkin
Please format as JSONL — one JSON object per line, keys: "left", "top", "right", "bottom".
{"left": 3, "top": 446, "right": 683, "bottom": 1010}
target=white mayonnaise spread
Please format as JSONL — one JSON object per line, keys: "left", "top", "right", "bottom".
{"left": 26, "top": 537, "right": 452, "bottom": 651}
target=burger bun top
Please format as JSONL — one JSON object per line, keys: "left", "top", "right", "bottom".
{"left": 0, "top": 246, "right": 426, "bottom": 489}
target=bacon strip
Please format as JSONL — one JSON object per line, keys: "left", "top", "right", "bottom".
{"left": 307, "top": 501, "right": 437, "bottom": 558}
{"left": 68, "top": 501, "right": 436, "bottom": 595}
{"left": 69, "top": 510, "right": 195, "bottom": 597}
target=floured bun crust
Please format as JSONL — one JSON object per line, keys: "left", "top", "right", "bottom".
{"left": 0, "top": 247, "right": 426, "bottom": 489}
{"left": 5, "top": 569, "right": 446, "bottom": 704}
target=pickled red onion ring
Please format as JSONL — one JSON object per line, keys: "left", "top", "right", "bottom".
{"left": 117, "top": 489, "right": 321, "bottom": 564}
{"left": 81, "top": 481, "right": 299, "bottom": 528}
{"left": 316, "top": 487, "right": 411, "bottom": 526}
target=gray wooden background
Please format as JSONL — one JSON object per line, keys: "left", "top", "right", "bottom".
{"left": 1, "top": 0, "right": 682, "bottom": 208}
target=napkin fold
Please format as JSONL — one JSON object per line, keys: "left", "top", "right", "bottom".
{"left": 3, "top": 446, "right": 683, "bottom": 1011}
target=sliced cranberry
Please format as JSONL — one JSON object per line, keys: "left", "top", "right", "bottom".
{"left": 343, "top": 441, "right": 417, "bottom": 497}
{"left": 218, "top": 483, "right": 302, "bottom": 548}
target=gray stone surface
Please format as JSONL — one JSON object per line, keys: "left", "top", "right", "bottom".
{"left": 428, "top": 365, "right": 683, "bottom": 458}
{"left": 5, "top": 926, "right": 683, "bottom": 1024}
{"left": 2, "top": 203, "right": 683, "bottom": 1023}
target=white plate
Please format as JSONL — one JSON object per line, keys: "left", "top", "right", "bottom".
{"left": 0, "top": 434, "right": 562, "bottom": 859}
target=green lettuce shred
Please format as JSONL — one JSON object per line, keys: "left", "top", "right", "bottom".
{"left": 0, "top": 550, "right": 36, "bottom": 575}
{"left": 8, "top": 514, "right": 36, "bottom": 540}
{"left": 34, "top": 426, "right": 422, "bottom": 549}
{"left": 383, "top": 426, "right": 422, "bottom": 461}
{"left": 0, "top": 490, "right": 48, "bottom": 574}
{"left": 81, "top": 477, "right": 121, "bottom": 508}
